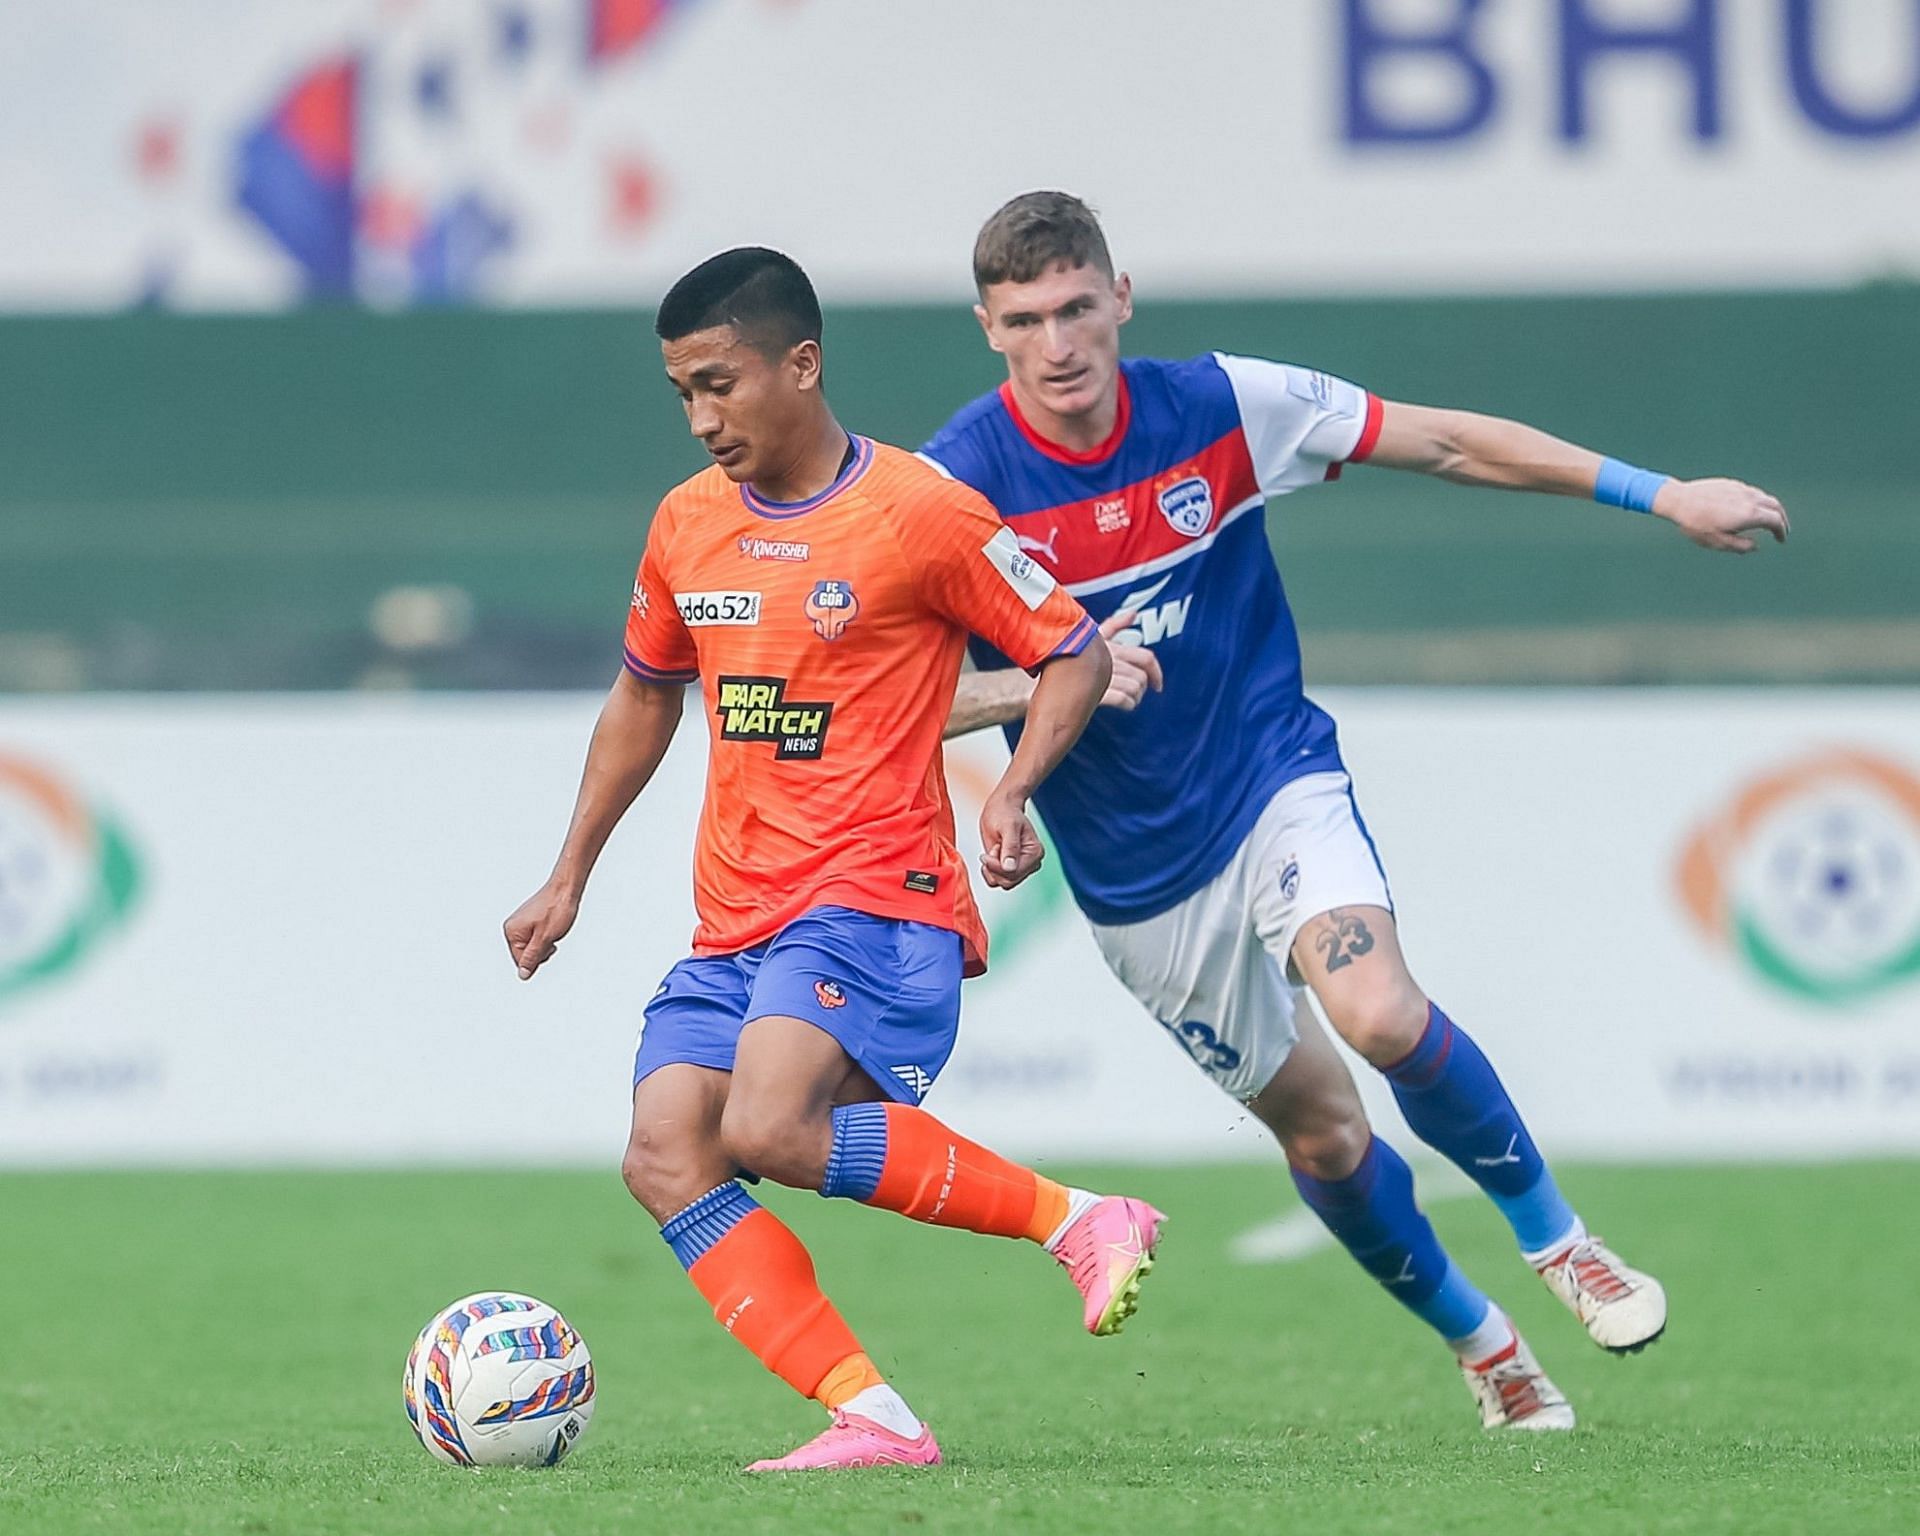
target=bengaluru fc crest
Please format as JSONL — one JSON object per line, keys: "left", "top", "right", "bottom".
{"left": 1156, "top": 475, "right": 1213, "bottom": 538}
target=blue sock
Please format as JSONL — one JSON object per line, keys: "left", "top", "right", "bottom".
{"left": 659, "top": 1181, "right": 758, "bottom": 1270}
{"left": 820, "top": 1101, "right": 888, "bottom": 1201}
{"left": 1290, "top": 1137, "right": 1492, "bottom": 1344}
{"left": 1385, "top": 1004, "right": 1578, "bottom": 1255}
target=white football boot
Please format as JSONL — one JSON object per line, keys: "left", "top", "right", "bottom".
{"left": 1460, "top": 1333, "right": 1577, "bottom": 1432}
{"left": 1535, "top": 1233, "right": 1668, "bottom": 1354}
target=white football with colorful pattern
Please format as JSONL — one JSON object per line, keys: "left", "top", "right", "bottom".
{"left": 403, "top": 1292, "right": 595, "bottom": 1467}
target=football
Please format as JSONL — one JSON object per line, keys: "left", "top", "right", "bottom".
{"left": 403, "top": 1292, "right": 595, "bottom": 1467}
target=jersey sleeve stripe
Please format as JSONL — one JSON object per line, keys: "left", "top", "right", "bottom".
{"left": 1034, "top": 613, "right": 1099, "bottom": 670}
{"left": 1350, "top": 392, "right": 1385, "bottom": 462}
{"left": 1323, "top": 392, "right": 1384, "bottom": 482}
{"left": 623, "top": 648, "right": 698, "bottom": 684}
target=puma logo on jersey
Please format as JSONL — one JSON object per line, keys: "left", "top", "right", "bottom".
{"left": 1015, "top": 526, "right": 1062, "bottom": 563}
{"left": 1111, "top": 575, "right": 1192, "bottom": 648}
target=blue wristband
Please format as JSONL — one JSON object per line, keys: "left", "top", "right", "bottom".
{"left": 1593, "top": 457, "right": 1670, "bottom": 515}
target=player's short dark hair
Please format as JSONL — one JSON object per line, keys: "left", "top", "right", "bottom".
{"left": 654, "top": 247, "right": 822, "bottom": 356}
{"left": 973, "top": 191, "right": 1114, "bottom": 290}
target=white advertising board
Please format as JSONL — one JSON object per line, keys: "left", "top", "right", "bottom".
{"left": 3, "top": 0, "right": 1920, "bottom": 309}
{"left": 1, "top": 691, "right": 1916, "bottom": 1167}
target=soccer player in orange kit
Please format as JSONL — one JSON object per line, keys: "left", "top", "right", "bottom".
{"left": 504, "top": 247, "right": 1162, "bottom": 1472}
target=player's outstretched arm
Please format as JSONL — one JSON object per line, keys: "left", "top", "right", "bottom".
{"left": 503, "top": 671, "right": 685, "bottom": 979}
{"left": 979, "top": 637, "right": 1110, "bottom": 890}
{"left": 945, "top": 612, "right": 1162, "bottom": 740}
{"left": 1368, "top": 401, "right": 1790, "bottom": 554}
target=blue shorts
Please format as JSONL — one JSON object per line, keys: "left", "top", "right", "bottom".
{"left": 632, "top": 906, "right": 963, "bottom": 1104}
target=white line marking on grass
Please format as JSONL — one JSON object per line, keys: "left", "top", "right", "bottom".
{"left": 1229, "top": 1159, "right": 1478, "bottom": 1265}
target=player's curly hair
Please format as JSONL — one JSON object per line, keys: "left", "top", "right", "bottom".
{"left": 972, "top": 191, "right": 1114, "bottom": 290}
{"left": 655, "top": 247, "right": 822, "bottom": 356}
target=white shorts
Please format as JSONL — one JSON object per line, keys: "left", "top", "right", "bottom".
{"left": 1089, "top": 771, "right": 1393, "bottom": 1102}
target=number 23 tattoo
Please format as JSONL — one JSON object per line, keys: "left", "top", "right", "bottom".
{"left": 1314, "top": 910, "right": 1376, "bottom": 973}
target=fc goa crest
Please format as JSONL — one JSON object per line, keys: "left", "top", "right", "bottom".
{"left": 805, "top": 579, "right": 860, "bottom": 641}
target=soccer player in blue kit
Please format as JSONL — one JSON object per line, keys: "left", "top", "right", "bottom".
{"left": 930, "top": 192, "right": 1790, "bottom": 1430}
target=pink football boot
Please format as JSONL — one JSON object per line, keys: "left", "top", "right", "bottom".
{"left": 744, "top": 1411, "right": 941, "bottom": 1473}
{"left": 1052, "top": 1195, "right": 1166, "bottom": 1336}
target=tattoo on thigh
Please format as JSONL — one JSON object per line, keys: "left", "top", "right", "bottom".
{"left": 1314, "top": 910, "right": 1375, "bottom": 974}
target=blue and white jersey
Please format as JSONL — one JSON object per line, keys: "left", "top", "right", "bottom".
{"left": 921, "top": 353, "right": 1381, "bottom": 926}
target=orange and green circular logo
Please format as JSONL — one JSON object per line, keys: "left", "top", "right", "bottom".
{"left": 1676, "top": 749, "right": 1920, "bottom": 1006}
{"left": 0, "top": 753, "right": 141, "bottom": 1009}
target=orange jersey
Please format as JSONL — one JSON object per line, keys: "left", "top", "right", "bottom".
{"left": 623, "top": 435, "right": 1095, "bottom": 975}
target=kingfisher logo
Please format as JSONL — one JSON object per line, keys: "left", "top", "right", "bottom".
{"left": 1676, "top": 750, "right": 1920, "bottom": 1006}
{"left": 738, "top": 536, "right": 809, "bottom": 562}
{"left": 0, "top": 754, "right": 142, "bottom": 1010}
{"left": 1156, "top": 475, "right": 1214, "bottom": 538}
{"left": 716, "top": 677, "right": 834, "bottom": 760}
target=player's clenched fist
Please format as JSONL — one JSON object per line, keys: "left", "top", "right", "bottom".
{"left": 1654, "top": 477, "right": 1790, "bottom": 554}
{"left": 979, "top": 792, "right": 1045, "bottom": 890}
{"left": 503, "top": 880, "right": 581, "bottom": 980}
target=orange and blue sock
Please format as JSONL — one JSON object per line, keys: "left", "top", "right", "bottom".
{"left": 820, "top": 1101, "right": 1071, "bottom": 1244}
{"left": 1385, "top": 1004, "right": 1579, "bottom": 1256}
{"left": 661, "top": 1181, "right": 882, "bottom": 1407}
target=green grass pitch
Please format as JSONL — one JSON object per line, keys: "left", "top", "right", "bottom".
{"left": 4, "top": 1162, "right": 1916, "bottom": 1535}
